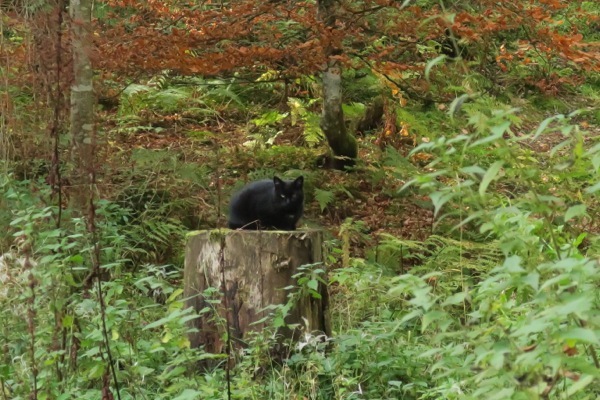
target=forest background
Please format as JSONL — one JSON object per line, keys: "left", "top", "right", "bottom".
{"left": 1, "top": 0, "right": 600, "bottom": 398}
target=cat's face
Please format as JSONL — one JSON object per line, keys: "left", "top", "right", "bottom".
{"left": 273, "top": 176, "right": 304, "bottom": 207}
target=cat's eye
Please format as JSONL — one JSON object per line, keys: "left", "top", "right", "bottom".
{"left": 280, "top": 194, "right": 286, "bottom": 199}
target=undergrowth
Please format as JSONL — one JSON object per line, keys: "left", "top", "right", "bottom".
{"left": 2, "top": 98, "right": 599, "bottom": 399}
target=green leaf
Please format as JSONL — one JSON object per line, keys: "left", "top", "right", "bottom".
{"left": 448, "top": 93, "right": 472, "bottom": 117}
{"left": 425, "top": 55, "right": 447, "bottom": 82}
{"left": 143, "top": 309, "right": 184, "bottom": 330}
{"left": 430, "top": 191, "right": 454, "bottom": 217}
{"left": 273, "top": 316, "right": 286, "bottom": 328}
{"left": 62, "top": 315, "right": 74, "bottom": 328}
{"left": 460, "top": 165, "right": 486, "bottom": 176}
{"left": 565, "top": 375, "right": 594, "bottom": 397}
{"left": 564, "top": 204, "right": 587, "bottom": 222}
{"left": 422, "top": 310, "right": 446, "bottom": 331}
{"left": 502, "top": 255, "right": 524, "bottom": 273}
{"left": 511, "top": 318, "right": 551, "bottom": 336}
{"left": 479, "top": 161, "right": 503, "bottom": 197}
{"left": 441, "top": 292, "right": 467, "bottom": 306}
{"left": 167, "top": 288, "right": 184, "bottom": 303}
{"left": 172, "top": 389, "right": 203, "bottom": 400}
{"left": 558, "top": 328, "right": 599, "bottom": 345}
{"left": 533, "top": 114, "right": 563, "bottom": 140}
{"left": 314, "top": 188, "right": 335, "bottom": 212}
{"left": 592, "top": 153, "right": 600, "bottom": 172}
{"left": 585, "top": 181, "right": 600, "bottom": 194}
{"left": 88, "top": 363, "right": 105, "bottom": 379}
{"left": 489, "top": 388, "right": 514, "bottom": 400}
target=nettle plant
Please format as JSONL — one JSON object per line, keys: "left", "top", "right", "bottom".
{"left": 391, "top": 103, "right": 600, "bottom": 398}
{"left": 0, "top": 180, "right": 204, "bottom": 398}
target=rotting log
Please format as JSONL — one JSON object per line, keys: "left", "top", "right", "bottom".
{"left": 184, "top": 229, "right": 330, "bottom": 359}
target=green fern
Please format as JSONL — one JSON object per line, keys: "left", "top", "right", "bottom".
{"left": 314, "top": 188, "right": 335, "bottom": 212}
{"left": 288, "top": 97, "right": 323, "bottom": 146}
{"left": 251, "top": 110, "right": 288, "bottom": 127}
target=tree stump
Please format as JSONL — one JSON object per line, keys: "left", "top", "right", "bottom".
{"left": 184, "top": 229, "right": 330, "bottom": 358}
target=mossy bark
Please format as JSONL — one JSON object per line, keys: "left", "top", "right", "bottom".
{"left": 70, "top": 0, "right": 95, "bottom": 211}
{"left": 317, "top": 0, "right": 358, "bottom": 170}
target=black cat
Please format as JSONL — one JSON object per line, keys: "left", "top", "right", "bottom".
{"left": 228, "top": 176, "right": 304, "bottom": 230}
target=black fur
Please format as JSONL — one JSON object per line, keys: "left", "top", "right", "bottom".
{"left": 228, "top": 176, "right": 304, "bottom": 230}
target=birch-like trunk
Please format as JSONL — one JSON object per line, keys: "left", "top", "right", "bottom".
{"left": 318, "top": 0, "right": 358, "bottom": 169}
{"left": 70, "top": 0, "right": 94, "bottom": 209}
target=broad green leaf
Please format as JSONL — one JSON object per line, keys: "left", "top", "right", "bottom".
{"left": 88, "top": 363, "right": 105, "bottom": 379}
{"left": 422, "top": 310, "right": 446, "bottom": 331}
{"left": 489, "top": 388, "right": 514, "bottom": 400}
{"left": 273, "top": 316, "right": 286, "bottom": 328}
{"left": 400, "top": 309, "right": 423, "bottom": 325}
{"left": 490, "top": 120, "right": 512, "bottom": 136}
{"left": 430, "top": 191, "right": 454, "bottom": 217}
{"left": 511, "top": 318, "right": 550, "bottom": 336}
{"left": 172, "top": 389, "right": 203, "bottom": 400}
{"left": 307, "top": 279, "right": 319, "bottom": 291}
{"left": 479, "top": 161, "right": 503, "bottom": 197}
{"left": 460, "top": 165, "right": 486, "bottom": 175}
{"left": 585, "top": 181, "right": 600, "bottom": 194}
{"left": 144, "top": 309, "right": 184, "bottom": 330}
{"left": 565, "top": 375, "right": 594, "bottom": 397}
{"left": 469, "top": 127, "right": 505, "bottom": 148}
{"left": 441, "top": 292, "right": 467, "bottom": 306}
{"left": 564, "top": 204, "right": 586, "bottom": 222}
{"left": 162, "top": 331, "right": 173, "bottom": 343}
{"left": 546, "top": 294, "right": 591, "bottom": 316}
{"left": 167, "top": 288, "right": 184, "bottom": 303}
{"left": 592, "top": 153, "right": 600, "bottom": 172}
{"left": 62, "top": 315, "right": 74, "bottom": 328}
{"left": 558, "top": 328, "right": 599, "bottom": 345}
{"left": 522, "top": 272, "right": 539, "bottom": 291}
{"left": 585, "top": 141, "right": 600, "bottom": 156}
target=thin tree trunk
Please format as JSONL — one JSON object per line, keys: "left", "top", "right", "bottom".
{"left": 70, "top": 0, "right": 94, "bottom": 209}
{"left": 317, "top": 0, "right": 357, "bottom": 170}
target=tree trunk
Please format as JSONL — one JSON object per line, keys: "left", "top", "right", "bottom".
{"left": 184, "top": 230, "right": 330, "bottom": 363}
{"left": 318, "top": 0, "right": 358, "bottom": 170}
{"left": 69, "top": 0, "right": 94, "bottom": 210}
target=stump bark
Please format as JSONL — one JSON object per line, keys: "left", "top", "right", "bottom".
{"left": 184, "top": 229, "right": 330, "bottom": 357}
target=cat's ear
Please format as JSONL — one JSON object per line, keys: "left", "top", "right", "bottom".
{"left": 273, "top": 176, "right": 284, "bottom": 190}
{"left": 293, "top": 176, "right": 304, "bottom": 188}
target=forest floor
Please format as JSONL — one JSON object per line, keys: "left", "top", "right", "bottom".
{"left": 99, "top": 92, "right": 600, "bottom": 266}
